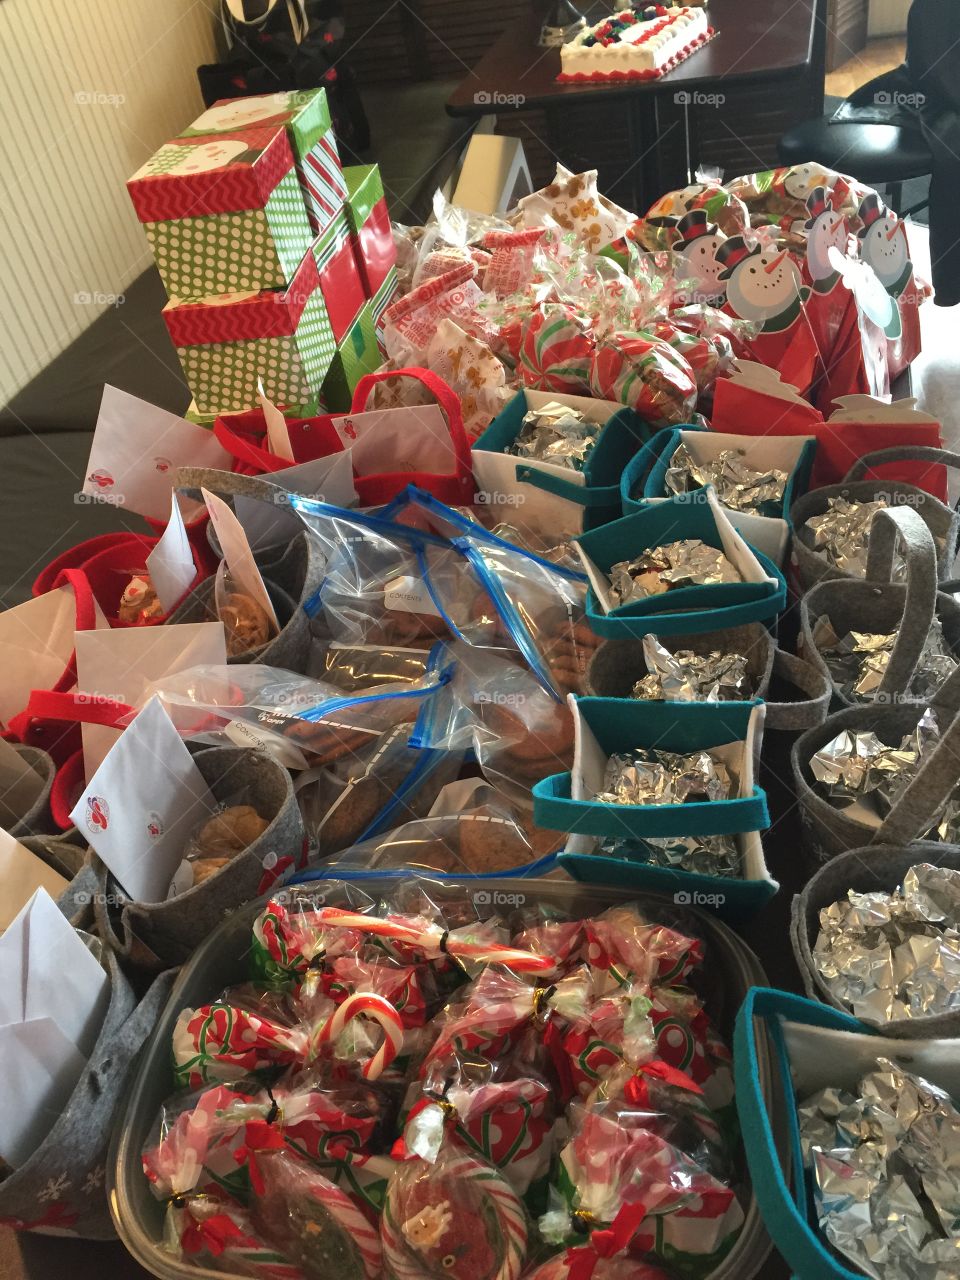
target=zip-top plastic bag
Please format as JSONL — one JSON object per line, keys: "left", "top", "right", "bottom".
{"left": 139, "top": 643, "right": 454, "bottom": 772}
{"left": 292, "top": 487, "right": 590, "bottom": 699}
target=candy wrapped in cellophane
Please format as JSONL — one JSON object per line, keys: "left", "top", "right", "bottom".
{"left": 813, "top": 862, "right": 960, "bottom": 1024}
{"left": 799, "top": 1059, "right": 960, "bottom": 1280}
{"left": 609, "top": 540, "right": 741, "bottom": 605}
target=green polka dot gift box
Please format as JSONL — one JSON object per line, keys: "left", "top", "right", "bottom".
{"left": 321, "top": 300, "right": 381, "bottom": 412}
{"left": 127, "top": 126, "right": 314, "bottom": 300}
{"left": 164, "top": 247, "right": 335, "bottom": 416}
{"left": 181, "top": 89, "right": 347, "bottom": 240}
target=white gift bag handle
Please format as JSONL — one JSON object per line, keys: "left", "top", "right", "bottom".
{"left": 222, "top": 0, "right": 308, "bottom": 47}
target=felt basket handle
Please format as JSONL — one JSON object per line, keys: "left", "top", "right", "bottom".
{"left": 515, "top": 465, "right": 619, "bottom": 507}
{"left": 176, "top": 466, "right": 293, "bottom": 506}
{"left": 213, "top": 413, "right": 299, "bottom": 475}
{"left": 24, "top": 690, "right": 134, "bottom": 728}
{"left": 350, "top": 367, "right": 473, "bottom": 481}
{"left": 863, "top": 505, "right": 939, "bottom": 699}
{"left": 763, "top": 650, "right": 831, "bottom": 732}
{"left": 874, "top": 662, "right": 960, "bottom": 845}
{"left": 844, "top": 445, "right": 960, "bottom": 484}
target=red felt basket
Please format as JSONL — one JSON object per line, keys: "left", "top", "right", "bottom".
{"left": 213, "top": 367, "right": 475, "bottom": 506}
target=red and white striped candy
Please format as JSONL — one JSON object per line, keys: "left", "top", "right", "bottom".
{"left": 315, "top": 909, "right": 553, "bottom": 975}
{"left": 319, "top": 1177, "right": 382, "bottom": 1279}
{"left": 314, "top": 991, "right": 404, "bottom": 1081}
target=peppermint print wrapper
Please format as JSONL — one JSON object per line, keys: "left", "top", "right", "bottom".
{"left": 519, "top": 302, "right": 596, "bottom": 395}
{"left": 326, "top": 951, "right": 436, "bottom": 1029}
{"left": 168, "top": 1195, "right": 308, "bottom": 1279}
{"left": 173, "top": 1005, "right": 310, "bottom": 1090}
{"left": 545, "top": 1110, "right": 744, "bottom": 1275}
{"left": 590, "top": 331, "right": 697, "bottom": 427}
{"left": 143, "top": 1084, "right": 269, "bottom": 1202}
{"left": 251, "top": 896, "right": 365, "bottom": 989}
{"left": 381, "top": 1150, "right": 529, "bottom": 1280}
{"left": 584, "top": 905, "right": 704, "bottom": 990}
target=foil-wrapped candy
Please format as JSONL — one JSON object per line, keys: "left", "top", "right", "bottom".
{"left": 812, "top": 615, "right": 957, "bottom": 702}
{"left": 597, "top": 833, "right": 743, "bottom": 877}
{"left": 595, "top": 748, "right": 732, "bottom": 806}
{"left": 609, "top": 539, "right": 741, "bottom": 605}
{"left": 506, "top": 401, "right": 600, "bottom": 472}
{"left": 809, "top": 708, "right": 941, "bottom": 823}
{"left": 799, "top": 1060, "right": 960, "bottom": 1279}
{"left": 664, "top": 443, "right": 788, "bottom": 514}
{"left": 813, "top": 863, "right": 960, "bottom": 1023}
{"left": 632, "top": 634, "right": 752, "bottom": 702}
{"left": 803, "top": 496, "right": 905, "bottom": 579}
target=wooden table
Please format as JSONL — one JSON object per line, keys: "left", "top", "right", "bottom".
{"left": 447, "top": 0, "right": 825, "bottom": 211}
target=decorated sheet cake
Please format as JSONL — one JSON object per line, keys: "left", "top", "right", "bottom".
{"left": 558, "top": 4, "right": 714, "bottom": 82}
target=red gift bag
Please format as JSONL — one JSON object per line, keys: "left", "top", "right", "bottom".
{"left": 214, "top": 367, "right": 475, "bottom": 507}
{"left": 33, "top": 533, "right": 205, "bottom": 627}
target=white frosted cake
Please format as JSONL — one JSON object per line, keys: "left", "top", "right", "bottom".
{"left": 558, "top": 5, "right": 713, "bottom": 82}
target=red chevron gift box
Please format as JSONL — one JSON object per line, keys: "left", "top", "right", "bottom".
{"left": 163, "top": 248, "right": 335, "bottom": 415}
{"left": 182, "top": 89, "right": 347, "bottom": 240}
{"left": 343, "top": 164, "right": 397, "bottom": 297}
{"left": 312, "top": 210, "right": 367, "bottom": 344}
{"left": 128, "top": 125, "right": 314, "bottom": 300}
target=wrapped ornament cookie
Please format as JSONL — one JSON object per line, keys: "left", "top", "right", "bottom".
{"left": 119, "top": 572, "right": 165, "bottom": 624}
{"left": 519, "top": 302, "right": 596, "bottom": 396}
{"left": 170, "top": 1194, "right": 307, "bottom": 1279}
{"left": 381, "top": 1150, "right": 528, "bottom": 1280}
{"left": 525, "top": 1250, "right": 671, "bottom": 1280}
{"left": 590, "top": 331, "right": 697, "bottom": 427}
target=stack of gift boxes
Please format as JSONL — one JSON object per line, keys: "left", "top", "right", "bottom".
{"left": 126, "top": 89, "right": 399, "bottom": 422}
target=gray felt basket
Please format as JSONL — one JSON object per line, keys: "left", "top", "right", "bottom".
{"left": 4, "top": 744, "right": 56, "bottom": 837}
{"left": 93, "top": 746, "right": 305, "bottom": 969}
{"left": 791, "top": 663, "right": 960, "bottom": 865}
{"left": 800, "top": 504, "right": 960, "bottom": 709}
{"left": 790, "top": 840, "right": 960, "bottom": 1038}
{"left": 0, "top": 944, "right": 176, "bottom": 1240}
{"left": 790, "top": 446, "right": 960, "bottom": 592}
{"left": 584, "top": 623, "right": 830, "bottom": 732}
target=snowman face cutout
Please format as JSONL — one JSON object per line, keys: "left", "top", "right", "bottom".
{"left": 190, "top": 94, "right": 291, "bottom": 134}
{"left": 727, "top": 246, "right": 802, "bottom": 323}
{"left": 861, "top": 213, "right": 909, "bottom": 288}
{"left": 784, "top": 163, "right": 837, "bottom": 199}
{"left": 166, "top": 140, "right": 250, "bottom": 175}
{"left": 807, "top": 210, "right": 846, "bottom": 281}
{"left": 678, "top": 235, "right": 727, "bottom": 298}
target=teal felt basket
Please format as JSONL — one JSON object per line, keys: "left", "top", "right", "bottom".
{"left": 621, "top": 428, "right": 817, "bottom": 519}
{"left": 472, "top": 389, "right": 654, "bottom": 533}
{"left": 733, "top": 987, "right": 960, "bottom": 1280}
{"left": 557, "top": 846, "right": 778, "bottom": 926}
{"left": 575, "top": 492, "right": 786, "bottom": 637}
{"left": 532, "top": 697, "right": 769, "bottom": 839}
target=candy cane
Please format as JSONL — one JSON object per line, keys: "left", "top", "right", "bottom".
{"left": 319, "top": 1178, "right": 382, "bottom": 1279}
{"left": 313, "top": 992, "right": 404, "bottom": 1081}
{"left": 381, "top": 1153, "right": 528, "bottom": 1280}
{"left": 316, "top": 909, "right": 553, "bottom": 975}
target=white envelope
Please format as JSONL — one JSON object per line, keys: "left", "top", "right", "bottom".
{"left": 70, "top": 698, "right": 219, "bottom": 904}
{"left": 234, "top": 450, "right": 358, "bottom": 551}
{"left": 0, "top": 737, "right": 44, "bottom": 827}
{"left": 332, "top": 404, "right": 455, "bottom": 476}
{"left": 75, "top": 621, "right": 227, "bottom": 778}
{"left": 0, "top": 887, "right": 109, "bottom": 1058}
{"left": 0, "top": 585, "right": 107, "bottom": 728}
{"left": 203, "top": 489, "right": 280, "bottom": 630}
{"left": 0, "top": 1017, "right": 88, "bottom": 1169}
{"left": 82, "top": 385, "right": 232, "bottom": 522}
{"left": 0, "top": 830, "right": 68, "bottom": 930}
{"left": 146, "top": 493, "right": 198, "bottom": 612}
